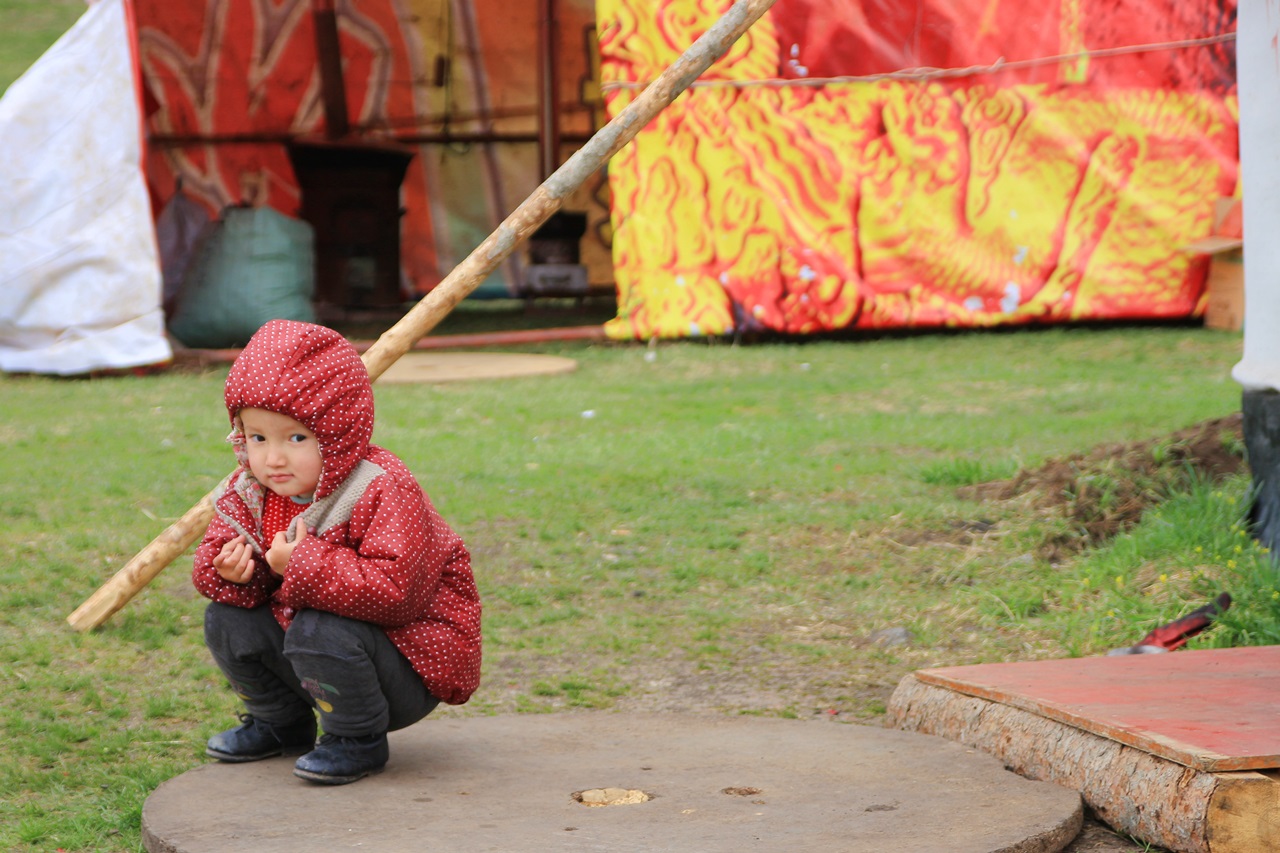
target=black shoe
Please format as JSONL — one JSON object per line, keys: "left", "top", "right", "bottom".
{"left": 206, "top": 713, "right": 317, "bottom": 763}
{"left": 293, "top": 732, "right": 389, "bottom": 785}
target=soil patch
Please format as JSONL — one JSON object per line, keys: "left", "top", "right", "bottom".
{"left": 962, "top": 414, "right": 1245, "bottom": 561}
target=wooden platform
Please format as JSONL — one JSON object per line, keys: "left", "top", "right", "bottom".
{"left": 888, "top": 647, "right": 1280, "bottom": 853}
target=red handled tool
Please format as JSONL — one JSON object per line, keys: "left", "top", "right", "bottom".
{"left": 1106, "top": 592, "right": 1232, "bottom": 656}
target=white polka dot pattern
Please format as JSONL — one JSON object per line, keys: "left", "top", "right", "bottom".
{"left": 192, "top": 320, "right": 482, "bottom": 705}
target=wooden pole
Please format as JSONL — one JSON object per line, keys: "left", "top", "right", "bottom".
{"left": 67, "top": 0, "right": 779, "bottom": 631}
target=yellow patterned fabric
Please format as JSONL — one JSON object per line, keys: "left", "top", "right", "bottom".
{"left": 598, "top": 0, "right": 1238, "bottom": 339}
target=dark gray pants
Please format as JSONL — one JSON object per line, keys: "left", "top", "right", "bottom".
{"left": 204, "top": 602, "right": 440, "bottom": 737}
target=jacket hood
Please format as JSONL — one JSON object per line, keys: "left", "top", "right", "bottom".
{"left": 225, "top": 320, "right": 374, "bottom": 500}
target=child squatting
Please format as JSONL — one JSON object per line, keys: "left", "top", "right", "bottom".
{"left": 191, "top": 319, "right": 482, "bottom": 784}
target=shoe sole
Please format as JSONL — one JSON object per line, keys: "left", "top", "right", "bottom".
{"left": 206, "top": 743, "right": 314, "bottom": 763}
{"left": 292, "top": 764, "right": 386, "bottom": 785}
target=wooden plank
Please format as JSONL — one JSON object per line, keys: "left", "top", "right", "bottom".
{"left": 911, "top": 646, "right": 1280, "bottom": 772}
{"left": 888, "top": 673, "right": 1280, "bottom": 853}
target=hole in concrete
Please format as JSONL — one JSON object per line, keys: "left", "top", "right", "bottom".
{"left": 572, "top": 787, "right": 652, "bottom": 806}
{"left": 722, "top": 787, "right": 763, "bottom": 797}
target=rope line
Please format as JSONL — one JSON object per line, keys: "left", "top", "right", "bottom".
{"left": 599, "top": 32, "right": 1237, "bottom": 93}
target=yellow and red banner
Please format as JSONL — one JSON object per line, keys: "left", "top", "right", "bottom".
{"left": 599, "top": 0, "right": 1238, "bottom": 338}
{"left": 131, "top": 1, "right": 1238, "bottom": 335}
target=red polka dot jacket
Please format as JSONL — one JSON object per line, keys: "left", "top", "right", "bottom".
{"left": 192, "top": 320, "right": 482, "bottom": 705}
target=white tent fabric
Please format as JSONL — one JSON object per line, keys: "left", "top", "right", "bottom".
{"left": 0, "top": 0, "right": 171, "bottom": 375}
{"left": 1234, "top": 2, "right": 1280, "bottom": 392}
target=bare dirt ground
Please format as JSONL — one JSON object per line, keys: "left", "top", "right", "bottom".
{"left": 1065, "top": 820, "right": 1159, "bottom": 852}
{"left": 965, "top": 413, "right": 1246, "bottom": 561}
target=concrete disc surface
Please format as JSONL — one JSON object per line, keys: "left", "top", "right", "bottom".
{"left": 375, "top": 352, "right": 576, "bottom": 384}
{"left": 143, "top": 713, "right": 1081, "bottom": 853}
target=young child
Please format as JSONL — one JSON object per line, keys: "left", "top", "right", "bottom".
{"left": 192, "top": 319, "right": 481, "bottom": 785}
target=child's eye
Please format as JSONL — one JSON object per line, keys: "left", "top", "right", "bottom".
{"left": 248, "top": 434, "right": 265, "bottom": 443}
{"left": 289, "top": 434, "right": 310, "bottom": 443}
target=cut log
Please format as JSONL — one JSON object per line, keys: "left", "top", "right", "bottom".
{"left": 887, "top": 673, "right": 1280, "bottom": 853}
{"left": 1207, "top": 769, "right": 1280, "bottom": 851}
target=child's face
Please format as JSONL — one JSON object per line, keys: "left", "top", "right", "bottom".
{"left": 238, "top": 407, "right": 322, "bottom": 499}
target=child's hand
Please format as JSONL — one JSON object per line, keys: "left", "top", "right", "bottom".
{"left": 212, "top": 535, "right": 254, "bottom": 584}
{"left": 265, "top": 524, "right": 310, "bottom": 574}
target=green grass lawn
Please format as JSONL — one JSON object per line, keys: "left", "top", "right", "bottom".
{"left": 0, "top": 0, "right": 85, "bottom": 93}
{"left": 1, "top": 324, "right": 1271, "bottom": 851}
{"left": 3, "top": 12, "right": 1267, "bottom": 852}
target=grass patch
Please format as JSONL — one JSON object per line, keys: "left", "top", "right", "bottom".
{"left": 919, "top": 456, "right": 1020, "bottom": 487}
{"left": 0, "top": 0, "right": 85, "bottom": 93}
{"left": 978, "top": 475, "right": 1279, "bottom": 658}
{"left": 0, "top": 324, "right": 1259, "bottom": 850}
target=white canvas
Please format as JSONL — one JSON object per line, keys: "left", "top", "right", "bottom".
{"left": 0, "top": 0, "right": 171, "bottom": 375}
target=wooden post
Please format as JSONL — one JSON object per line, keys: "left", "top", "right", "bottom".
{"left": 537, "top": 0, "right": 560, "bottom": 181}
{"left": 67, "top": 0, "right": 780, "bottom": 631}
{"left": 312, "top": 0, "right": 351, "bottom": 139}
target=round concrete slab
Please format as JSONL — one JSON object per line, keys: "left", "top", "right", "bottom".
{"left": 375, "top": 352, "right": 576, "bottom": 384}
{"left": 142, "top": 713, "right": 1082, "bottom": 852}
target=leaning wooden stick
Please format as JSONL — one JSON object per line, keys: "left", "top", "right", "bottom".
{"left": 67, "top": 0, "right": 779, "bottom": 631}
